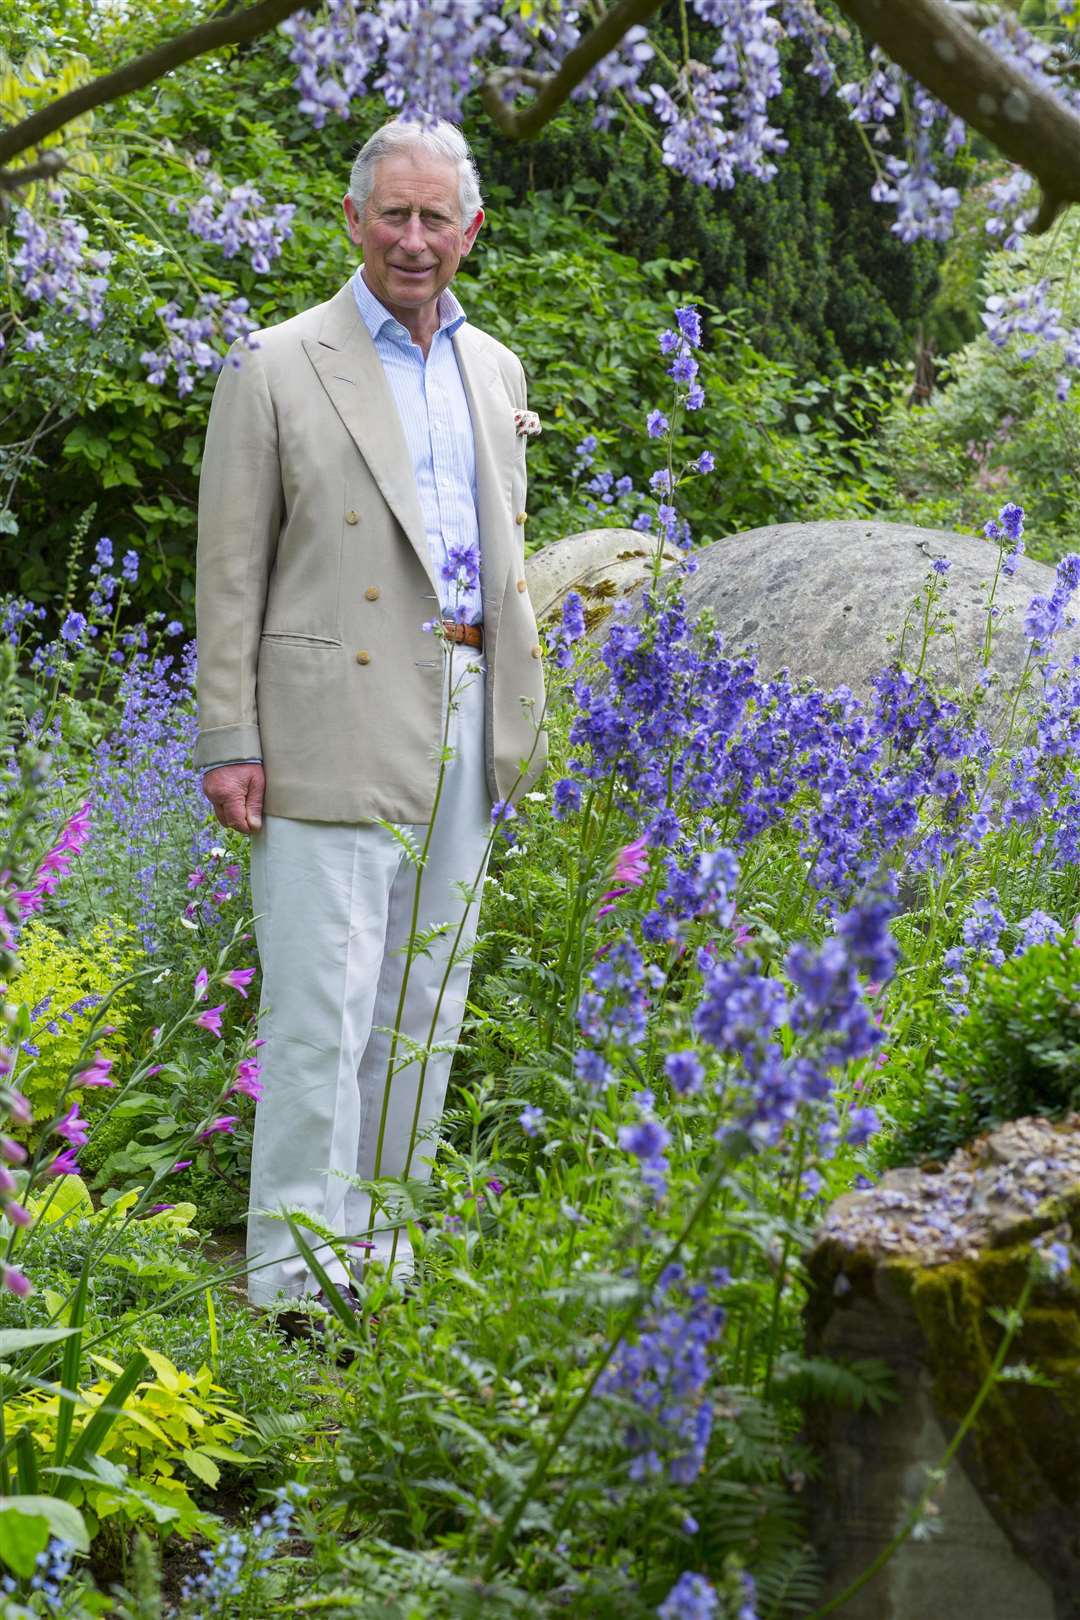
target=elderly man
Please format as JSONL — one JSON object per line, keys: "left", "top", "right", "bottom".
{"left": 195, "top": 118, "right": 547, "bottom": 1311}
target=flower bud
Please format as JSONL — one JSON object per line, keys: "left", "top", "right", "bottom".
{"left": 2, "top": 1265, "right": 31, "bottom": 1297}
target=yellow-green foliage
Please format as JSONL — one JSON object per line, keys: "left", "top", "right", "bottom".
{"left": 5, "top": 917, "right": 138, "bottom": 1134}
{"left": 6, "top": 1349, "right": 252, "bottom": 1539}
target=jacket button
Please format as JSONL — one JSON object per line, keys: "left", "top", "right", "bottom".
{"left": 516, "top": 578, "right": 527, "bottom": 593}
{"left": 364, "top": 586, "right": 380, "bottom": 601}
{"left": 515, "top": 511, "right": 528, "bottom": 526}
{"left": 345, "top": 510, "right": 360, "bottom": 525}
{"left": 355, "top": 650, "right": 371, "bottom": 665}
{"left": 530, "top": 644, "right": 542, "bottom": 659}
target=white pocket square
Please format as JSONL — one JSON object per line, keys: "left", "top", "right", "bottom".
{"left": 513, "top": 409, "right": 541, "bottom": 438}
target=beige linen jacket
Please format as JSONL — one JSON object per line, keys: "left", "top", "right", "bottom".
{"left": 194, "top": 279, "right": 548, "bottom": 823}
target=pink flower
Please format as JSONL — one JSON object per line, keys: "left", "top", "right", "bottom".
{"left": 144, "top": 1064, "right": 162, "bottom": 1078}
{"left": 597, "top": 837, "right": 650, "bottom": 916}
{"left": 224, "top": 967, "right": 256, "bottom": 998}
{"left": 3, "top": 1201, "right": 30, "bottom": 1228}
{"left": 198, "top": 1115, "right": 238, "bottom": 1141}
{"left": 195, "top": 1003, "right": 224, "bottom": 1037}
{"left": 194, "top": 968, "right": 209, "bottom": 1002}
{"left": 6, "top": 1089, "right": 30, "bottom": 1125}
{"left": 16, "top": 803, "right": 92, "bottom": 921}
{"left": 171, "top": 1159, "right": 193, "bottom": 1173}
{"left": 227, "top": 1058, "right": 263, "bottom": 1101}
{"left": 46, "top": 1148, "right": 80, "bottom": 1177}
{"left": 76, "top": 1051, "right": 114, "bottom": 1089}
{"left": 148, "top": 1203, "right": 175, "bottom": 1215}
{"left": 55, "top": 1103, "right": 89, "bottom": 1146}
{"left": 611, "top": 837, "right": 649, "bottom": 886}
{"left": 0, "top": 1137, "right": 25, "bottom": 1166}
{"left": 2, "top": 1264, "right": 31, "bottom": 1298}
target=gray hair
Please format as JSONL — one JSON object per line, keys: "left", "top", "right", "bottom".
{"left": 348, "top": 118, "right": 483, "bottom": 228}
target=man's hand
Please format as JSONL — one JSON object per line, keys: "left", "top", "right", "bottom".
{"left": 202, "top": 763, "right": 266, "bottom": 835}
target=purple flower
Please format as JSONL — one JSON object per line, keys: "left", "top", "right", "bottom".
{"left": 519, "top": 1103, "right": 544, "bottom": 1137}
{"left": 60, "top": 611, "right": 87, "bottom": 645}
{"left": 647, "top": 409, "right": 670, "bottom": 438}
{"left": 198, "top": 1114, "right": 239, "bottom": 1140}
{"left": 75, "top": 1052, "right": 115, "bottom": 1089}
{"left": 618, "top": 1118, "right": 671, "bottom": 1160}
{"left": 46, "top": 1148, "right": 80, "bottom": 1178}
{"left": 658, "top": 1572, "right": 719, "bottom": 1620}
{"left": 695, "top": 451, "right": 715, "bottom": 474}
{"left": 553, "top": 778, "right": 582, "bottom": 820}
{"left": 2, "top": 1265, "right": 31, "bottom": 1298}
{"left": 675, "top": 307, "right": 702, "bottom": 347}
{"left": 664, "top": 1050, "right": 704, "bottom": 1095}
{"left": 573, "top": 1048, "right": 612, "bottom": 1090}
{"left": 195, "top": 1003, "right": 225, "bottom": 1037}
{"left": 224, "top": 966, "right": 256, "bottom": 997}
{"left": 55, "top": 1103, "right": 89, "bottom": 1146}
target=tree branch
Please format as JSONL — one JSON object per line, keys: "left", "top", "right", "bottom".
{"left": 834, "top": 0, "right": 1080, "bottom": 225}
{"left": 0, "top": 151, "right": 69, "bottom": 194}
{"left": 480, "top": 0, "right": 665, "bottom": 138}
{"left": 0, "top": 0, "right": 312, "bottom": 169}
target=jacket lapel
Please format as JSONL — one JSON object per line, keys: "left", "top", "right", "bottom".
{"left": 302, "top": 282, "right": 436, "bottom": 594}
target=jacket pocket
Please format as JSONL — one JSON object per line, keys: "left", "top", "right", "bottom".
{"left": 259, "top": 631, "right": 343, "bottom": 648}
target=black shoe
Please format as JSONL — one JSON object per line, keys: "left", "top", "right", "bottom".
{"left": 274, "top": 1281, "right": 361, "bottom": 1345}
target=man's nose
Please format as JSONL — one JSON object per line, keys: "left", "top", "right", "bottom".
{"left": 400, "top": 212, "right": 427, "bottom": 252}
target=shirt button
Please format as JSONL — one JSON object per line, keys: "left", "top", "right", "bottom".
{"left": 530, "top": 644, "right": 542, "bottom": 659}
{"left": 364, "top": 586, "right": 380, "bottom": 601}
{"left": 516, "top": 578, "right": 527, "bottom": 594}
{"left": 515, "top": 511, "right": 528, "bottom": 526}
{"left": 345, "top": 510, "right": 360, "bottom": 525}
{"left": 355, "top": 650, "right": 371, "bottom": 665}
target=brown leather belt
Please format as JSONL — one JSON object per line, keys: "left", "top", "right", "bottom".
{"left": 441, "top": 621, "right": 483, "bottom": 649}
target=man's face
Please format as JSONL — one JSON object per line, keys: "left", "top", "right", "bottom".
{"left": 343, "top": 150, "right": 483, "bottom": 321}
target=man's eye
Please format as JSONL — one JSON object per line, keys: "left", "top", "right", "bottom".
{"left": 422, "top": 213, "right": 451, "bottom": 227}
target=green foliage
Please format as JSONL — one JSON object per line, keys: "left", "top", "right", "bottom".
{"left": 886, "top": 941, "right": 1080, "bottom": 1164}
{"left": 878, "top": 209, "right": 1080, "bottom": 563}
{"left": 7, "top": 917, "right": 137, "bottom": 1135}
{"left": 6, "top": 1346, "right": 251, "bottom": 1538}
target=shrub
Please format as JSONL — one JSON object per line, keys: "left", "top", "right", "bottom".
{"left": 5, "top": 917, "right": 137, "bottom": 1137}
{"left": 884, "top": 940, "right": 1080, "bottom": 1164}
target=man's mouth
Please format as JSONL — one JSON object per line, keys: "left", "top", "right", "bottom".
{"left": 392, "top": 264, "right": 435, "bottom": 276}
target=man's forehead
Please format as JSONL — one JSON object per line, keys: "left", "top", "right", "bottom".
{"left": 370, "top": 152, "right": 458, "bottom": 202}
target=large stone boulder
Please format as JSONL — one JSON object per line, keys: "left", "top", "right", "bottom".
{"left": 525, "top": 527, "right": 682, "bottom": 628}
{"left": 526, "top": 521, "right": 1080, "bottom": 714}
{"left": 805, "top": 1115, "right": 1080, "bottom": 1620}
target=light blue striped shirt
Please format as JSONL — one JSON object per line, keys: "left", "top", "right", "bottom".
{"left": 351, "top": 266, "right": 483, "bottom": 626}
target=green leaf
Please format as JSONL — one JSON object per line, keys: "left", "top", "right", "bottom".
{"left": 0, "top": 1496, "right": 89, "bottom": 1575}
{"left": 0, "top": 1506, "right": 48, "bottom": 1578}
{"left": 0, "top": 1328, "right": 78, "bottom": 1358}
{"left": 181, "top": 1449, "right": 220, "bottom": 1487}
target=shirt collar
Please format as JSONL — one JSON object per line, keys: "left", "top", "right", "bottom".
{"left": 351, "top": 265, "right": 468, "bottom": 345}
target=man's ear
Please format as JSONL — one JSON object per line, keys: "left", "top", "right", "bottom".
{"left": 461, "top": 208, "right": 485, "bottom": 257}
{"left": 343, "top": 193, "right": 364, "bottom": 245}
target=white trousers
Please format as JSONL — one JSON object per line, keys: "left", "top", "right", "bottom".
{"left": 246, "top": 657, "right": 492, "bottom": 1306}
